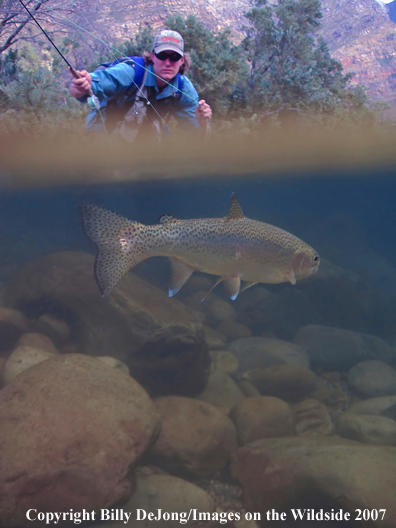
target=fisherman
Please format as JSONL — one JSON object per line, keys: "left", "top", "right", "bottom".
{"left": 68, "top": 30, "right": 212, "bottom": 143}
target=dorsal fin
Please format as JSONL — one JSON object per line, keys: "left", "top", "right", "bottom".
{"left": 227, "top": 193, "right": 244, "bottom": 220}
{"left": 158, "top": 215, "right": 179, "bottom": 224}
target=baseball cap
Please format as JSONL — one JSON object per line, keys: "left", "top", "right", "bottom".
{"left": 153, "top": 30, "right": 184, "bottom": 56}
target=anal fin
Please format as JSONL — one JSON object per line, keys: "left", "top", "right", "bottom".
{"left": 240, "top": 281, "right": 258, "bottom": 293}
{"left": 168, "top": 258, "right": 194, "bottom": 297}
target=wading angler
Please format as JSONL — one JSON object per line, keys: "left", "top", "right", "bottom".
{"left": 69, "top": 30, "right": 212, "bottom": 143}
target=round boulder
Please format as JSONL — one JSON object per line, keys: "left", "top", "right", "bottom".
{"left": 229, "top": 337, "right": 309, "bottom": 373}
{"left": 151, "top": 396, "right": 238, "bottom": 477}
{"left": 348, "top": 360, "right": 396, "bottom": 398}
{"left": 0, "top": 354, "right": 161, "bottom": 527}
{"left": 0, "top": 306, "right": 30, "bottom": 353}
{"left": 245, "top": 364, "right": 318, "bottom": 403}
{"left": 294, "top": 325, "right": 394, "bottom": 371}
{"left": 338, "top": 413, "right": 396, "bottom": 445}
{"left": 231, "top": 396, "right": 294, "bottom": 445}
{"left": 125, "top": 473, "right": 215, "bottom": 528}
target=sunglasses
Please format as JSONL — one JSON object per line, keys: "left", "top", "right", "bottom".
{"left": 154, "top": 51, "right": 182, "bottom": 62}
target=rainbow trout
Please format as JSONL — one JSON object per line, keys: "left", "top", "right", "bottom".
{"left": 80, "top": 193, "right": 320, "bottom": 299}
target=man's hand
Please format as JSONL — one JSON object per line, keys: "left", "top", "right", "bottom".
{"left": 196, "top": 100, "right": 212, "bottom": 125}
{"left": 68, "top": 70, "right": 93, "bottom": 98}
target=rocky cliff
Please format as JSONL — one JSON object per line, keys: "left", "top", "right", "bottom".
{"left": 320, "top": 0, "right": 396, "bottom": 108}
{"left": 97, "top": 0, "right": 396, "bottom": 109}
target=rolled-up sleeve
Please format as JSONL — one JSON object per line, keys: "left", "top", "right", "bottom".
{"left": 90, "top": 62, "right": 136, "bottom": 100}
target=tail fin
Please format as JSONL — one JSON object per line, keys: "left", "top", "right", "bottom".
{"left": 80, "top": 202, "right": 146, "bottom": 296}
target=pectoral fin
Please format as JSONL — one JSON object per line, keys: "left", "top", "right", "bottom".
{"left": 223, "top": 276, "right": 241, "bottom": 300}
{"left": 168, "top": 259, "right": 194, "bottom": 297}
{"left": 284, "top": 269, "right": 296, "bottom": 285}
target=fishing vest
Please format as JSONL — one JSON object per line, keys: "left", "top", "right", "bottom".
{"left": 95, "top": 56, "right": 183, "bottom": 143}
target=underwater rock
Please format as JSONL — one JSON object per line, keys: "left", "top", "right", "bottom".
{"left": 381, "top": 403, "right": 396, "bottom": 421}
{"left": 231, "top": 436, "right": 396, "bottom": 524}
{"left": 294, "top": 324, "right": 395, "bottom": 371}
{"left": 207, "top": 297, "right": 236, "bottom": 325}
{"left": 150, "top": 396, "right": 238, "bottom": 478}
{"left": 292, "top": 398, "right": 333, "bottom": 437}
{"left": 16, "top": 332, "right": 60, "bottom": 355}
{"left": 296, "top": 257, "right": 391, "bottom": 338}
{"left": 203, "top": 325, "right": 227, "bottom": 350}
{"left": 0, "top": 354, "right": 160, "bottom": 527}
{"left": 124, "top": 473, "right": 215, "bottom": 528}
{"left": 234, "top": 286, "right": 322, "bottom": 341}
{"left": 244, "top": 364, "right": 318, "bottom": 403}
{"left": 338, "top": 413, "right": 396, "bottom": 446}
{"left": 348, "top": 395, "right": 396, "bottom": 416}
{"left": 237, "top": 380, "right": 261, "bottom": 398}
{"left": 95, "top": 355, "right": 130, "bottom": 375}
{"left": 5, "top": 251, "right": 210, "bottom": 398}
{"left": 216, "top": 319, "right": 252, "bottom": 341}
{"left": 347, "top": 360, "right": 396, "bottom": 398}
{"left": 33, "top": 313, "right": 72, "bottom": 346}
{"left": 196, "top": 368, "right": 245, "bottom": 414}
{"left": 3, "top": 344, "right": 58, "bottom": 385}
{"left": 0, "top": 306, "right": 30, "bottom": 353}
{"left": 228, "top": 337, "right": 310, "bottom": 373}
{"left": 230, "top": 396, "right": 294, "bottom": 445}
{"left": 210, "top": 350, "right": 239, "bottom": 375}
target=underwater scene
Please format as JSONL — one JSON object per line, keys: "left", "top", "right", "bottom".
{"left": 0, "top": 131, "right": 396, "bottom": 528}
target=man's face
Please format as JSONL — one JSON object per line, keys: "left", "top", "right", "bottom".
{"left": 151, "top": 50, "right": 184, "bottom": 86}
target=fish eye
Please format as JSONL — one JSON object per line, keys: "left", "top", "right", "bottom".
{"left": 313, "top": 255, "right": 319, "bottom": 263}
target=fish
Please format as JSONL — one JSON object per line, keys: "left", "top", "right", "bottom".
{"left": 80, "top": 193, "right": 320, "bottom": 299}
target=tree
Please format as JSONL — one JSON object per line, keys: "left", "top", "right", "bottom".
{"left": 0, "top": 0, "right": 109, "bottom": 63}
{"left": 119, "top": 23, "right": 155, "bottom": 59}
{"left": 241, "top": 0, "right": 371, "bottom": 122}
{"left": 165, "top": 14, "right": 248, "bottom": 115}
{"left": 0, "top": 43, "right": 85, "bottom": 134}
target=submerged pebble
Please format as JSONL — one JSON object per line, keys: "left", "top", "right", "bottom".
{"left": 197, "top": 368, "right": 245, "bottom": 414}
{"left": 229, "top": 336, "right": 310, "bottom": 373}
{"left": 95, "top": 355, "right": 130, "bottom": 374}
{"left": 0, "top": 307, "right": 30, "bottom": 353}
{"left": 348, "top": 360, "right": 396, "bottom": 398}
{"left": 3, "top": 345, "right": 58, "bottom": 385}
{"left": 151, "top": 396, "right": 238, "bottom": 478}
{"left": 124, "top": 473, "right": 215, "bottom": 528}
{"left": 338, "top": 413, "right": 396, "bottom": 445}
{"left": 294, "top": 324, "right": 394, "bottom": 371}
{"left": 231, "top": 396, "right": 294, "bottom": 445}
{"left": 292, "top": 398, "right": 333, "bottom": 436}
{"left": 244, "top": 364, "right": 318, "bottom": 403}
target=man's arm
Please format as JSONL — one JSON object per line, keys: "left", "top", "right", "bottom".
{"left": 68, "top": 63, "right": 137, "bottom": 101}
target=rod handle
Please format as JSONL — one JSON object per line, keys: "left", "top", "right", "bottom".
{"left": 69, "top": 67, "right": 93, "bottom": 96}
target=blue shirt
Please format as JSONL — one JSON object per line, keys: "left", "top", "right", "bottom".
{"left": 81, "top": 62, "right": 200, "bottom": 133}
